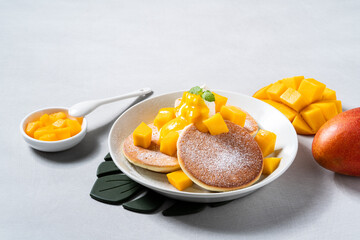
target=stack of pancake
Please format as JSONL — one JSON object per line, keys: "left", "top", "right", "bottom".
{"left": 122, "top": 112, "right": 263, "bottom": 192}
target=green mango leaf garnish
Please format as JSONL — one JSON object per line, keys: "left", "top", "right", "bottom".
{"left": 189, "top": 86, "right": 203, "bottom": 95}
{"left": 188, "top": 86, "right": 215, "bottom": 102}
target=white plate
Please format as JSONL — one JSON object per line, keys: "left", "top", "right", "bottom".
{"left": 108, "top": 90, "right": 298, "bottom": 203}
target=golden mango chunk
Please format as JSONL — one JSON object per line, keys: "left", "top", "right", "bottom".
{"left": 280, "top": 88, "right": 308, "bottom": 112}
{"left": 154, "top": 108, "right": 175, "bottom": 129}
{"left": 159, "top": 117, "right": 188, "bottom": 142}
{"left": 298, "top": 78, "right": 326, "bottom": 103}
{"left": 311, "top": 102, "right": 338, "bottom": 121}
{"left": 262, "top": 157, "right": 281, "bottom": 175}
{"left": 49, "top": 112, "right": 67, "bottom": 122}
{"left": 133, "top": 122, "right": 152, "bottom": 149}
{"left": 300, "top": 106, "right": 326, "bottom": 133}
{"left": 292, "top": 114, "right": 315, "bottom": 135}
{"left": 322, "top": 88, "right": 337, "bottom": 100}
{"left": 213, "top": 92, "right": 228, "bottom": 112}
{"left": 25, "top": 121, "right": 42, "bottom": 138}
{"left": 194, "top": 121, "right": 208, "bottom": 133}
{"left": 34, "top": 126, "right": 54, "bottom": 140}
{"left": 160, "top": 131, "right": 179, "bottom": 156}
{"left": 253, "top": 84, "right": 272, "bottom": 99}
{"left": 220, "top": 105, "right": 246, "bottom": 127}
{"left": 65, "top": 119, "right": 82, "bottom": 136}
{"left": 167, "top": 170, "right": 193, "bottom": 191}
{"left": 266, "top": 82, "right": 287, "bottom": 102}
{"left": 262, "top": 100, "right": 297, "bottom": 122}
{"left": 255, "top": 129, "right": 277, "bottom": 157}
{"left": 52, "top": 119, "right": 67, "bottom": 128}
{"left": 318, "top": 100, "right": 342, "bottom": 113}
{"left": 203, "top": 113, "right": 229, "bottom": 135}
{"left": 40, "top": 114, "right": 52, "bottom": 126}
{"left": 39, "top": 133, "right": 57, "bottom": 141}
{"left": 278, "top": 76, "right": 304, "bottom": 90}
{"left": 54, "top": 127, "right": 71, "bottom": 140}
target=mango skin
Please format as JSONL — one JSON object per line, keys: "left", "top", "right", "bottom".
{"left": 312, "top": 107, "right": 360, "bottom": 176}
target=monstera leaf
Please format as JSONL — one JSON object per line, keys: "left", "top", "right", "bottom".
{"left": 90, "top": 153, "right": 231, "bottom": 215}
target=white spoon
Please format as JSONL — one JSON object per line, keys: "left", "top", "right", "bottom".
{"left": 68, "top": 87, "right": 152, "bottom": 117}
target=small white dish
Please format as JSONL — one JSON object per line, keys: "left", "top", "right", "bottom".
{"left": 20, "top": 107, "right": 87, "bottom": 152}
{"left": 108, "top": 90, "right": 298, "bottom": 203}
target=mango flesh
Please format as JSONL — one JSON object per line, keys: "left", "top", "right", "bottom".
{"left": 213, "top": 92, "right": 228, "bottom": 112}
{"left": 220, "top": 105, "right": 246, "bottom": 127}
{"left": 312, "top": 108, "right": 360, "bottom": 176}
{"left": 26, "top": 112, "right": 82, "bottom": 141}
{"left": 154, "top": 108, "right": 175, "bottom": 129}
{"left": 203, "top": 113, "right": 229, "bottom": 135}
{"left": 167, "top": 170, "right": 193, "bottom": 191}
{"left": 133, "top": 122, "right": 152, "bottom": 149}
{"left": 262, "top": 157, "right": 281, "bottom": 175}
{"left": 254, "top": 129, "right": 277, "bottom": 157}
{"left": 160, "top": 131, "right": 179, "bottom": 156}
{"left": 253, "top": 76, "right": 341, "bottom": 135}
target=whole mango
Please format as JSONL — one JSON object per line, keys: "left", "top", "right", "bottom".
{"left": 312, "top": 107, "right": 360, "bottom": 176}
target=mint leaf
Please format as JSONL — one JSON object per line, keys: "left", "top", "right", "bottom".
{"left": 189, "top": 86, "right": 203, "bottom": 95}
{"left": 202, "top": 90, "right": 215, "bottom": 102}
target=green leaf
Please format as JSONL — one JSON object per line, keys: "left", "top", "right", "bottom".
{"left": 96, "top": 161, "right": 122, "bottom": 177}
{"left": 123, "top": 190, "right": 166, "bottom": 214}
{"left": 90, "top": 174, "right": 143, "bottom": 205}
{"left": 189, "top": 86, "right": 203, "bottom": 95}
{"left": 104, "top": 153, "right": 113, "bottom": 161}
{"left": 202, "top": 90, "right": 215, "bottom": 102}
{"left": 162, "top": 201, "right": 207, "bottom": 216}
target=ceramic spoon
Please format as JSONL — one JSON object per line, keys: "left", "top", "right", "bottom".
{"left": 68, "top": 87, "right": 152, "bottom": 117}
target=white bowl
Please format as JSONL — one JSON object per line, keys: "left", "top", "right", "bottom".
{"left": 20, "top": 107, "right": 87, "bottom": 152}
{"left": 108, "top": 91, "right": 298, "bottom": 203}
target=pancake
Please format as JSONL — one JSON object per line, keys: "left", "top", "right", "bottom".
{"left": 122, "top": 123, "right": 180, "bottom": 173}
{"left": 177, "top": 121, "right": 263, "bottom": 192}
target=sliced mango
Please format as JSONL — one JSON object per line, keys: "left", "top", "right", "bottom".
{"left": 220, "top": 105, "right": 246, "bottom": 127}
{"left": 133, "top": 122, "right": 152, "bottom": 149}
{"left": 300, "top": 106, "right": 326, "bottom": 133}
{"left": 213, "top": 92, "right": 228, "bottom": 112}
{"left": 254, "top": 129, "right": 276, "bottom": 157}
{"left": 266, "top": 82, "right": 287, "bottom": 102}
{"left": 160, "top": 131, "right": 179, "bottom": 156}
{"left": 322, "top": 88, "right": 336, "bottom": 100}
{"left": 25, "top": 121, "right": 42, "bottom": 138}
{"left": 154, "top": 108, "right": 175, "bottom": 129}
{"left": 253, "top": 84, "right": 272, "bottom": 99}
{"left": 292, "top": 114, "right": 314, "bottom": 135}
{"left": 278, "top": 76, "right": 303, "bottom": 90}
{"left": 167, "top": 170, "right": 193, "bottom": 191}
{"left": 262, "top": 157, "right": 281, "bottom": 175}
{"left": 262, "top": 100, "right": 297, "bottom": 122}
{"left": 280, "top": 88, "right": 308, "bottom": 112}
{"left": 311, "top": 102, "right": 338, "bottom": 121}
{"left": 297, "top": 78, "right": 326, "bottom": 103}
{"left": 203, "top": 113, "right": 229, "bottom": 135}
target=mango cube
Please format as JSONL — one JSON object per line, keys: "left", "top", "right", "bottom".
{"left": 49, "top": 112, "right": 67, "bottom": 122}
{"left": 262, "top": 100, "right": 297, "bottom": 122}
{"left": 25, "top": 121, "right": 42, "bottom": 138}
{"left": 194, "top": 121, "right": 208, "bottom": 133}
{"left": 133, "top": 122, "right": 152, "bottom": 149}
{"left": 300, "top": 106, "right": 326, "bottom": 132}
{"left": 54, "top": 127, "right": 71, "bottom": 140}
{"left": 292, "top": 114, "right": 314, "bottom": 135}
{"left": 253, "top": 84, "right": 272, "bottom": 99}
{"left": 262, "top": 157, "right": 281, "bottom": 175}
{"left": 298, "top": 78, "right": 326, "bottom": 103}
{"left": 203, "top": 113, "right": 229, "bottom": 135}
{"left": 40, "top": 114, "right": 52, "bottom": 126}
{"left": 65, "top": 119, "right": 82, "bottom": 136}
{"left": 220, "top": 105, "right": 246, "bottom": 127}
{"left": 266, "top": 82, "right": 287, "bottom": 102}
{"left": 322, "top": 88, "right": 336, "bottom": 100}
{"left": 34, "top": 126, "right": 54, "bottom": 140}
{"left": 254, "top": 129, "right": 277, "bottom": 157}
{"left": 160, "top": 131, "right": 179, "bottom": 156}
{"left": 39, "top": 133, "right": 57, "bottom": 141}
{"left": 213, "top": 92, "right": 228, "bottom": 112}
{"left": 154, "top": 108, "right": 175, "bottom": 129}
{"left": 167, "top": 170, "right": 193, "bottom": 191}
{"left": 279, "top": 76, "right": 304, "bottom": 90}
{"left": 311, "top": 102, "right": 338, "bottom": 121}
{"left": 52, "top": 119, "right": 66, "bottom": 128}
{"left": 279, "top": 88, "right": 308, "bottom": 112}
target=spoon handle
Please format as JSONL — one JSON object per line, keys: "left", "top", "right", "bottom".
{"left": 68, "top": 88, "right": 152, "bottom": 117}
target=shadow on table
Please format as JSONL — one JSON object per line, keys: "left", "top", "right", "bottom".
{"left": 166, "top": 139, "right": 330, "bottom": 233}
{"left": 333, "top": 173, "right": 360, "bottom": 196}
{"left": 32, "top": 92, "right": 153, "bottom": 164}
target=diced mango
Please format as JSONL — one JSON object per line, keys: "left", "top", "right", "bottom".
{"left": 65, "top": 119, "right": 82, "bottom": 136}
{"left": 167, "top": 170, "right": 193, "bottom": 191}
{"left": 292, "top": 114, "right": 315, "bottom": 135}
{"left": 194, "top": 121, "right": 208, "bottom": 133}
{"left": 39, "top": 133, "right": 57, "bottom": 141}
{"left": 52, "top": 119, "right": 66, "bottom": 128}
{"left": 318, "top": 100, "right": 342, "bottom": 113}
{"left": 34, "top": 126, "right": 54, "bottom": 140}
{"left": 159, "top": 117, "right": 188, "bottom": 142}
{"left": 262, "top": 100, "right": 297, "bottom": 122}
{"left": 266, "top": 82, "right": 288, "bottom": 102}
{"left": 311, "top": 102, "right": 338, "bottom": 121}
{"left": 213, "top": 92, "right": 228, "bottom": 112}
{"left": 25, "top": 121, "right": 42, "bottom": 138}
{"left": 297, "top": 79, "right": 326, "bottom": 103}
{"left": 220, "top": 105, "right": 246, "bottom": 127}
{"left": 280, "top": 88, "right": 308, "bottom": 112}
{"left": 40, "top": 114, "right": 52, "bottom": 126}
{"left": 262, "top": 157, "right": 281, "bottom": 175}
{"left": 300, "top": 106, "right": 326, "bottom": 132}
{"left": 278, "top": 76, "right": 304, "bottom": 90}
{"left": 203, "top": 113, "right": 229, "bottom": 135}
{"left": 254, "top": 129, "right": 277, "bottom": 157}
{"left": 154, "top": 108, "right": 176, "bottom": 129}
{"left": 49, "top": 112, "right": 67, "bottom": 122}
{"left": 133, "top": 122, "right": 152, "bottom": 149}
{"left": 160, "top": 131, "right": 179, "bottom": 156}
{"left": 253, "top": 84, "right": 272, "bottom": 99}
{"left": 322, "top": 88, "right": 336, "bottom": 100}
{"left": 54, "top": 127, "right": 71, "bottom": 140}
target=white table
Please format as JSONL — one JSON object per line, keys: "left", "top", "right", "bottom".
{"left": 1, "top": 0, "right": 360, "bottom": 239}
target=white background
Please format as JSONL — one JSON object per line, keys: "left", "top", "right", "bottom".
{"left": 1, "top": 0, "right": 360, "bottom": 239}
